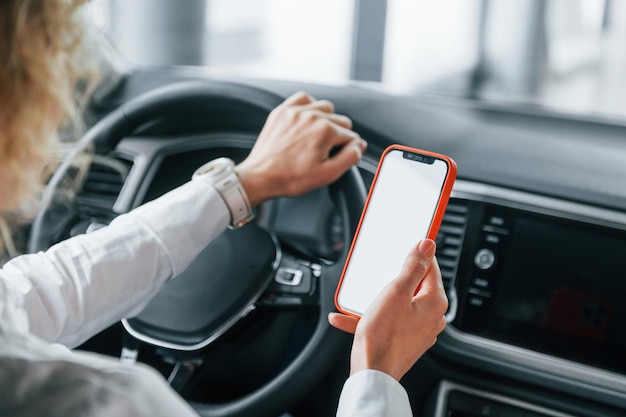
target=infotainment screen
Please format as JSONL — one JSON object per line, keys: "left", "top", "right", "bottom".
{"left": 455, "top": 203, "right": 626, "bottom": 374}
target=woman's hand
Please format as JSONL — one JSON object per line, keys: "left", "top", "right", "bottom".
{"left": 328, "top": 239, "right": 448, "bottom": 381}
{"left": 235, "top": 91, "right": 367, "bottom": 207}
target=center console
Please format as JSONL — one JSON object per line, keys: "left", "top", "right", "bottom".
{"left": 450, "top": 195, "right": 626, "bottom": 375}
{"left": 429, "top": 181, "right": 626, "bottom": 415}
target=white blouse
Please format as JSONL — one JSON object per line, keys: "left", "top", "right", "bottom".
{"left": 0, "top": 179, "right": 411, "bottom": 416}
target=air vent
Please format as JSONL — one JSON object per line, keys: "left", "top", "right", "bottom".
{"left": 76, "top": 155, "right": 133, "bottom": 213}
{"left": 437, "top": 199, "right": 469, "bottom": 288}
{"left": 437, "top": 198, "right": 469, "bottom": 321}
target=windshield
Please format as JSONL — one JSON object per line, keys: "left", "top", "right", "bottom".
{"left": 88, "top": 0, "right": 626, "bottom": 121}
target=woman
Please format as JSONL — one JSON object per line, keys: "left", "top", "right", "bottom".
{"left": 0, "top": 1, "right": 448, "bottom": 416}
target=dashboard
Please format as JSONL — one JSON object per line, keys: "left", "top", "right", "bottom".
{"left": 436, "top": 181, "right": 626, "bottom": 416}
{"left": 68, "top": 68, "right": 626, "bottom": 416}
{"left": 450, "top": 185, "right": 626, "bottom": 375}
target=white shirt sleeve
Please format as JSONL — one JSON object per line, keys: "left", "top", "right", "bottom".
{"left": 336, "top": 370, "right": 413, "bottom": 417}
{"left": 0, "top": 179, "right": 232, "bottom": 417}
{"left": 0, "top": 176, "right": 413, "bottom": 417}
{"left": 0, "top": 179, "right": 230, "bottom": 347}
{"left": 0, "top": 323, "right": 199, "bottom": 417}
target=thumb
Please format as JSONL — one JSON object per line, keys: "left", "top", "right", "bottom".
{"left": 395, "top": 239, "right": 437, "bottom": 293}
{"left": 328, "top": 312, "right": 360, "bottom": 335}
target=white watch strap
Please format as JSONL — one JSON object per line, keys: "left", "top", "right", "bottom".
{"left": 192, "top": 158, "right": 254, "bottom": 229}
{"left": 213, "top": 170, "right": 254, "bottom": 228}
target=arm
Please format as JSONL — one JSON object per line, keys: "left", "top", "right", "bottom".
{"left": 0, "top": 91, "right": 366, "bottom": 348}
{"left": 0, "top": 181, "right": 231, "bottom": 347}
{"left": 330, "top": 239, "right": 448, "bottom": 416}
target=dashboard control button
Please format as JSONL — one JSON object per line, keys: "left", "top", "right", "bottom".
{"left": 468, "top": 287, "right": 492, "bottom": 298}
{"left": 482, "top": 224, "right": 510, "bottom": 235}
{"left": 473, "top": 277, "right": 490, "bottom": 288}
{"left": 469, "top": 297, "right": 485, "bottom": 307}
{"left": 489, "top": 215, "right": 505, "bottom": 226}
{"left": 474, "top": 248, "right": 496, "bottom": 270}
{"left": 485, "top": 234, "right": 500, "bottom": 244}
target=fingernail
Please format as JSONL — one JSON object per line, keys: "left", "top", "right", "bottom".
{"left": 360, "top": 138, "right": 368, "bottom": 149}
{"left": 418, "top": 239, "right": 436, "bottom": 257}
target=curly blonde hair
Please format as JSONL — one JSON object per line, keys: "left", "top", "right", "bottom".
{"left": 0, "top": 0, "right": 98, "bottom": 257}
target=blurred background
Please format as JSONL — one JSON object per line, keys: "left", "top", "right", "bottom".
{"left": 86, "top": 0, "right": 626, "bottom": 121}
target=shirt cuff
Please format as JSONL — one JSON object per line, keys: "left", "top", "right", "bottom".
{"left": 336, "top": 369, "right": 412, "bottom": 417}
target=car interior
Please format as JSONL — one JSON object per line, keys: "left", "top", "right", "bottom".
{"left": 19, "top": 1, "right": 626, "bottom": 416}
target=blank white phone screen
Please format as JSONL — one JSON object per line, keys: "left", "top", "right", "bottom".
{"left": 337, "top": 149, "right": 449, "bottom": 316}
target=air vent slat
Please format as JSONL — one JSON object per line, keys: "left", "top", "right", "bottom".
{"left": 439, "top": 224, "right": 465, "bottom": 236}
{"left": 83, "top": 183, "right": 124, "bottom": 195}
{"left": 437, "top": 199, "right": 469, "bottom": 322}
{"left": 441, "top": 213, "right": 466, "bottom": 225}
{"left": 438, "top": 258, "right": 458, "bottom": 269}
{"left": 77, "top": 156, "right": 133, "bottom": 213}
{"left": 445, "top": 203, "right": 469, "bottom": 214}
{"left": 436, "top": 198, "right": 469, "bottom": 320}
{"left": 87, "top": 171, "right": 125, "bottom": 184}
{"left": 440, "top": 246, "right": 461, "bottom": 255}
{"left": 443, "top": 236, "right": 463, "bottom": 246}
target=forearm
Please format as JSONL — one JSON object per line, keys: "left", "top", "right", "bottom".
{"left": 0, "top": 180, "right": 229, "bottom": 347}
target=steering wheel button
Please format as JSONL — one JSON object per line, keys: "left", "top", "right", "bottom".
{"left": 311, "top": 263, "right": 322, "bottom": 278}
{"left": 275, "top": 268, "right": 303, "bottom": 286}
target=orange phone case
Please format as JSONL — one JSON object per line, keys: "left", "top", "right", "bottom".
{"left": 334, "top": 144, "right": 458, "bottom": 317}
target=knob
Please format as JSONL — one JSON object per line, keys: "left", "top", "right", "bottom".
{"left": 474, "top": 248, "right": 496, "bottom": 270}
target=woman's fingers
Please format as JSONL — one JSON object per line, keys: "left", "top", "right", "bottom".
{"left": 328, "top": 312, "right": 360, "bottom": 335}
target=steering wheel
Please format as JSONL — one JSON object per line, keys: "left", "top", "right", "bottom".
{"left": 29, "top": 80, "right": 367, "bottom": 417}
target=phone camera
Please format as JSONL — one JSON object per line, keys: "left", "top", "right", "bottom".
{"left": 403, "top": 151, "right": 421, "bottom": 161}
{"left": 403, "top": 151, "right": 435, "bottom": 164}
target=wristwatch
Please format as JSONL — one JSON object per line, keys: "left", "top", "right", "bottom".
{"left": 191, "top": 157, "right": 255, "bottom": 229}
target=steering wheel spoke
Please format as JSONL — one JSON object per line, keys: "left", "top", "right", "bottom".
{"left": 167, "top": 358, "right": 205, "bottom": 394}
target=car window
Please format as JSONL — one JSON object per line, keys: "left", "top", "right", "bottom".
{"left": 87, "top": 0, "right": 626, "bottom": 122}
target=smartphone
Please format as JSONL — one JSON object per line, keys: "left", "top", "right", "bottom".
{"left": 334, "top": 144, "right": 457, "bottom": 317}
